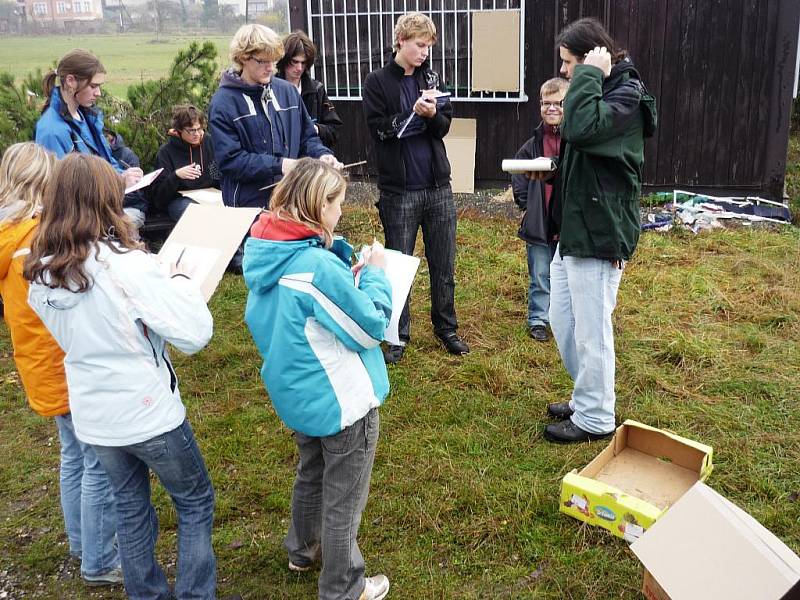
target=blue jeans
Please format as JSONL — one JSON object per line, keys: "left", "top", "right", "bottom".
{"left": 91, "top": 420, "right": 216, "bottom": 600}
{"left": 285, "top": 408, "right": 379, "bottom": 600}
{"left": 54, "top": 414, "right": 119, "bottom": 577}
{"left": 525, "top": 242, "right": 557, "bottom": 328}
{"left": 549, "top": 246, "right": 622, "bottom": 434}
{"left": 167, "top": 196, "right": 196, "bottom": 222}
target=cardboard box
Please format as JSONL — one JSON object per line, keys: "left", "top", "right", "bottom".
{"left": 443, "top": 118, "right": 476, "bottom": 194}
{"left": 631, "top": 482, "right": 800, "bottom": 600}
{"left": 559, "top": 420, "right": 713, "bottom": 542}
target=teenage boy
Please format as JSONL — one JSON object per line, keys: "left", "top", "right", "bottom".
{"left": 511, "top": 77, "right": 569, "bottom": 342}
{"left": 362, "top": 11, "right": 469, "bottom": 364}
{"left": 209, "top": 23, "right": 341, "bottom": 209}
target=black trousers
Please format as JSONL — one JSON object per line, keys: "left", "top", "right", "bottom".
{"left": 377, "top": 184, "right": 459, "bottom": 342}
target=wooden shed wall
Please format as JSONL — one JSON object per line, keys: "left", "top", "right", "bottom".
{"left": 289, "top": 1, "right": 800, "bottom": 200}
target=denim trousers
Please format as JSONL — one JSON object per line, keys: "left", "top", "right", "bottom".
{"left": 166, "top": 196, "right": 197, "bottom": 222}
{"left": 54, "top": 414, "right": 119, "bottom": 576}
{"left": 525, "top": 241, "right": 557, "bottom": 328}
{"left": 285, "top": 408, "right": 380, "bottom": 600}
{"left": 91, "top": 419, "right": 216, "bottom": 600}
{"left": 378, "top": 185, "right": 458, "bottom": 342}
{"left": 549, "top": 246, "right": 622, "bottom": 434}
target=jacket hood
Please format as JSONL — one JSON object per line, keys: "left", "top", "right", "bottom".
{"left": 242, "top": 236, "right": 321, "bottom": 294}
{"left": 219, "top": 68, "right": 267, "bottom": 93}
{"left": 605, "top": 56, "right": 640, "bottom": 90}
{"left": 106, "top": 131, "right": 125, "bottom": 150}
{"left": 0, "top": 218, "right": 37, "bottom": 280}
{"left": 243, "top": 214, "right": 353, "bottom": 294}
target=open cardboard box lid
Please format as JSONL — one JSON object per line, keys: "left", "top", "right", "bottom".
{"left": 630, "top": 482, "right": 800, "bottom": 599}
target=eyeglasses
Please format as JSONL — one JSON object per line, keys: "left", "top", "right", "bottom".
{"left": 249, "top": 56, "right": 274, "bottom": 66}
{"left": 540, "top": 100, "right": 563, "bottom": 109}
{"left": 183, "top": 127, "right": 203, "bottom": 135}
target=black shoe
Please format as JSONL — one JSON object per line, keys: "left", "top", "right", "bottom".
{"left": 546, "top": 401, "right": 574, "bottom": 420}
{"left": 436, "top": 332, "right": 470, "bottom": 355}
{"left": 382, "top": 344, "right": 405, "bottom": 364}
{"left": 528, "top": 324, "right": 550, "bottom": 342}
{"left": 543, "top": 419, "right": 614, "bottom": 444}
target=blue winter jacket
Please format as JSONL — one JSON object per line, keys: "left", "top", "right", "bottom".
{"left": 35, "top": 87, "right": 148, "bottom": 212}
{"left": 36, "top": 86, "right": 121, "bottom": 168}
{"left": 208, "top": 70, "right": 332, "bottom": 208}
{"left": 243, "top": 226, "right": 392, "bottom": 437}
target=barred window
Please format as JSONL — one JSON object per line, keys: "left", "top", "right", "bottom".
{"left": 306, "top": 0, "right": 527, "bottom": 103}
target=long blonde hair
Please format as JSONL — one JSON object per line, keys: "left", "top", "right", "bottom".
{"left": 269, "top": 158, "right": 346, "bottom": 248}
{"left": 0, "top": 142, "right": 56, "bottom": 223}
{"left": 24, "top": 153, "right": 141, "bottom": 292}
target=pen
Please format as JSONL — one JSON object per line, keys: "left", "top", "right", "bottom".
{"left": 259, "top": 161, "right": 368, "bottom": 190}
{"left": 119, "top": 159, "right": 131, "bottom": 169}
{"left": 175, "top": 247, "right": 186, "bottom": 266}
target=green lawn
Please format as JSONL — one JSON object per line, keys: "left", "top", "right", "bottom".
{"left": 0, "top": 33, "right": 233, "bottom": 98}
{"left": 1, "top": 205, "right": 799, "bottom": 599}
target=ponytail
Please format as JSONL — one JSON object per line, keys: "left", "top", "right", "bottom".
{"left": 41, "top": 70, "right": 58, "bottom": 113}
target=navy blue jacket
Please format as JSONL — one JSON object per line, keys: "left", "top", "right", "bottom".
{"left": 208, "top": 70, "right": 332, "bottom": 208}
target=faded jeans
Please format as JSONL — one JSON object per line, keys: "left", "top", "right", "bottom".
{"left": 549, "top": 246, "right": 622, "bottom": 434}
{"left": 285, "top": 408, "right": 380, "bottom": 600}
{"left": 54, "top": 414, "right": 120, "bottom": 576}
{"left": 91, "top": 419, "right": 216, "bottom": 600}
{"left": 525, "top": 241, "right": 557, "bottom": 328}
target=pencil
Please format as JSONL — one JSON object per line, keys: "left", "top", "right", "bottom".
{"left": 175, "top": 247, "right": 186, "bottom": 266}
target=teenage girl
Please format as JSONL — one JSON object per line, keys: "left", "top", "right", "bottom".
{"left": 0, "top": 142, "right": 121, "bottom": 586}
{"left": 243, "top": 158, "right": 392, "bottom": 600}
{"left": 25, "top": 153, "right": 217, "bottom": 600}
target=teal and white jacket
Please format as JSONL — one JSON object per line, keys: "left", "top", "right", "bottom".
{"left": 243, "top": 213, "right": 392, "bottom": 437}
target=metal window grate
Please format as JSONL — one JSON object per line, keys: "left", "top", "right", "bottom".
{"left": 306, "top": 0, "right": 526, "bottom": 103}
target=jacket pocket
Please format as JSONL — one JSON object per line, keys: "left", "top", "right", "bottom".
{"left": 580, "top": 193, "right": 624, "bottom": 258}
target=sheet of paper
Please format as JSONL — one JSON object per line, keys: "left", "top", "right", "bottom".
{"left": 158, "top": 243, "right": 221, "bottom": 290}
{"left": 157, "top": 203, "right": 262, "bottom": 301}
{"left": 179, "top": 187, "right": 224, "bottom": 206}
{"left": 357, "top": 248, "right": 420, "bottom": 346}
{"left": 124, "top": 168, "right": 163, "bottom": 194}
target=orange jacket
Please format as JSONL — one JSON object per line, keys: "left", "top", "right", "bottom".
{"left": 0, "top": 218, "right": 68, "bottom": 416}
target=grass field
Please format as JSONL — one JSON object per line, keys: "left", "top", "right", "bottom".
{"left": 1, "top": 204, "right": 799, "bottom": 599}
{"left": 0, "top": 33, "right": 233, "bottom": 98}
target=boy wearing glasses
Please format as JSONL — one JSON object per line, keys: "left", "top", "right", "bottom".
{"left": 511, "top": 77, "right": 569, "bottom": 341}
{"left": 152, "top": 105, "right": 220, "bottom": 221}
{"left": 209, "top": 24, "right": 341, "bottom": 209}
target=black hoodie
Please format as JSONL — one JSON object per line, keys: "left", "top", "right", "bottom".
{"left": 151, "top": 131, "right": 219, "bottom": 211}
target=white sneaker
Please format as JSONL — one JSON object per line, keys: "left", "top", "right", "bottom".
{"left": 358, "top": 574, "right": 389, "bottom": 600}
{"left": 288, "top": 560, "right": 312, "bottom": 573}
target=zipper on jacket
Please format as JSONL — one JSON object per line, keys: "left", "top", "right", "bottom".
{"left": 142, "top": 323, "right": 159, "bottom": 367}
{"left": 162, "top": 348, "right": 178, "bottom": 393}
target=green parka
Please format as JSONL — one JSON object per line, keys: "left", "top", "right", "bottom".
{"left": 558, "top": 58, "right": 647, "bottom": 261}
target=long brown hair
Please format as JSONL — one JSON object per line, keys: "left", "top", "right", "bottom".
{"left": 41, "top": 49, "right": 106, "bottom": 113}
{"left": 269, "top": 158, "right": 345, "bottom": 248}
{"left": 24, "top": 153, "right": 141, "bottom": 292}
{"left": 0, "top": 142, "right": 55, "bottom": 223}
{"left": 556, "top": 18, "right": 627, "bottom": 64}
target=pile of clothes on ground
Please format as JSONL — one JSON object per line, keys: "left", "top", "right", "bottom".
{"left": 641, "top": 191, "right": 793, "bottom": 233}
